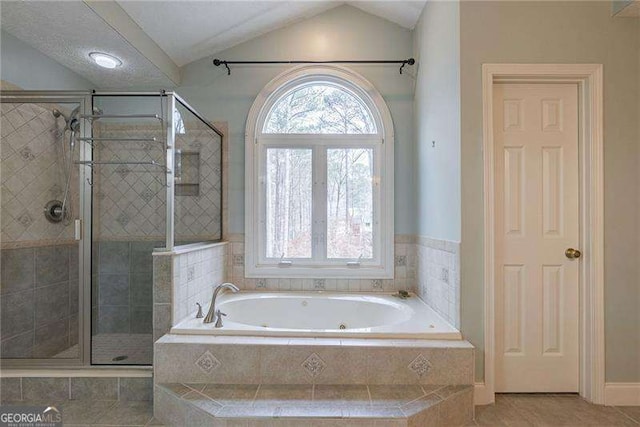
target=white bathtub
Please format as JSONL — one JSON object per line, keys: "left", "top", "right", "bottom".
{"left": 170, "top": 292, "right": 462, "bottom": 340}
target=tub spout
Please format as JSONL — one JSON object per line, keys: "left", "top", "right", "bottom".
{"left": 203, "top": 283, "right": 240, "bottom": 324}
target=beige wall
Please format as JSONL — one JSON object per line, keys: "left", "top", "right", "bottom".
{"left": 459, "top": 1, "right": 640, "bottom": 382}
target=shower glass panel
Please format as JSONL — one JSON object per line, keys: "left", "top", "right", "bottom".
{"left": 1, "top": 91, "right": 223, "bottom": 368}
{"left": 90, "top": 95, "right": 168, "bottom": 365}
{"left": 174, "top": 100, "right": 223, "bottom": 244}
{"left": 0, "top": 98, "right": 84, "bottom": 361}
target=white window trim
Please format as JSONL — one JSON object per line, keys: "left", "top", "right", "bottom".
{"left": 245, "top": 65, "right": 395, "bottom": 279}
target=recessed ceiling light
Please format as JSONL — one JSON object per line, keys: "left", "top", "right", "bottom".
{"left": 89, "top": 52, "right": 122, "bottom": 69}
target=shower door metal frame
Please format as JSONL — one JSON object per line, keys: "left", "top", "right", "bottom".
{"left": 0, "top": 91, "right": 93, "bottom": 368}
{"left": 1, "top": 90, "right": 224, "bottom": 368}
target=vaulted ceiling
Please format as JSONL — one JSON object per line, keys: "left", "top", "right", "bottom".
{"left": 0, "top": 1, "right": 426, "bottom": 88}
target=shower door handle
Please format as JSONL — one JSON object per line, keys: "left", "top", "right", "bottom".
{"left": 74, "top": 219, "right": 82, "bottom": 240}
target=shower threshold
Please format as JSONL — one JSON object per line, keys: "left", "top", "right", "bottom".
{"left": 53, "top": 333, "right": 153, "bottom": 365}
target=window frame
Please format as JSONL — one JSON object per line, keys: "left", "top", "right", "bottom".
{"left": 245, "top": 66, "right": 394, "bottom": 279}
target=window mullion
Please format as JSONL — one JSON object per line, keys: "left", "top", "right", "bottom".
{"left": 311, "top": 147, "right": 327, "bottom": 262}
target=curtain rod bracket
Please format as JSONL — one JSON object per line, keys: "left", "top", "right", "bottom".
{"left": 213, "top": 58, "right": 415, "bottom": 76}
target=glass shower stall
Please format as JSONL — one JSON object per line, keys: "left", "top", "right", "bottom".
{"left": 0, "top": 91, "right": 223, "bottom": 366}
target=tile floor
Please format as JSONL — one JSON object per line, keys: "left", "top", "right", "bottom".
{"left": 3, "top": 394, "right": 638, "bottom": 426}
{"left": 473, "top": 394, "right": 640, "bottom": 426}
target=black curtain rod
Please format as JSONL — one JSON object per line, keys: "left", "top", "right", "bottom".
{"left": 213, "top": 58, "right": 415, "bottom": 75}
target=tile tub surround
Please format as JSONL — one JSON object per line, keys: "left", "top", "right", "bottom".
{"left": 225, "top": 234, "right": 418, "bottom": 293}
{"left": 154, "top": 382, "right": 473, "bottom": 426}
{"left": 0, "top": 376, "right": 153, "bottom": 403}
{"left": 417, "top": 236, "right": 460, "bottom": 328}
{"left": 152, "top": 242, "right": 227, "bottom": 341}
{"left": 0, "top": 243, "right": 79, "bottom": 359}
{"left": 154, "top": 335, "right": 474, "bottom": 386}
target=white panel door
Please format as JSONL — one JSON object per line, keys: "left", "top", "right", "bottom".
{"left": 494, "top": 83, "right": 580, "bottom": 392}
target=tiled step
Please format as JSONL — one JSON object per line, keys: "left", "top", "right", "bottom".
{"left": 154, "top": 382, "right": 474, "bottom": 426}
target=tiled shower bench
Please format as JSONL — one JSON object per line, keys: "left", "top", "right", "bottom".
{"left": 154, "top": 335, "right": 475, "bottom": 426}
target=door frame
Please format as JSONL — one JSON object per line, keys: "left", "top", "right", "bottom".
{"left": 481, "top": 64, "right": 604, "bottom": 404}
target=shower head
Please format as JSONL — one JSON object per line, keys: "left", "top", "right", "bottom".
{"left": 52, "top": 107, "right": 80, "bottom": 133}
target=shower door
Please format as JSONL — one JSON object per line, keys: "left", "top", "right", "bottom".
{"left": 0, "top": 92, "right": 92, "bottom": 366}
{"left": 89, "top": 94, "right": 169, "bottom": 365}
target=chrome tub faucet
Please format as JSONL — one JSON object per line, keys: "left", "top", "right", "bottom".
{"left": 203, "top": 283, "right": 240, "bottom": 326}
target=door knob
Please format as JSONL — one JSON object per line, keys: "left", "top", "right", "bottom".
{"left": 565, "top": 248, "right": 582, "bottom": 259}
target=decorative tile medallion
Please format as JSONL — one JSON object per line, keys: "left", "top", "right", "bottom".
{"left": 395, "top": 255, "right": 407, "bottom": 267}
{"left": 232, "top": 254, "right": 244, "bottom": 266}
{"left": 195, "top": 350, "right": 221, "bottom": 374}
{"left": 408, "top": 354, "right": 432, "bottom": 378}
{"left": 372, "top": 279, "right": 383, "bottom": 290}
{"left": 17, "top": 211, "right": 33, "bottom": 228}
{"left": 187, "top": 266, "right": 196, "bottom": 282}
{"left": 313, "top": 279, "right": 326, "bottom": 290}
{"left": 302, "top": 352, "right": 326, "bottom": 378}
{"left": 115, "top": 212, "right": 130, "bottom": 228}
{"left": 256, "top": 279, "right": 267, "bottom": 289}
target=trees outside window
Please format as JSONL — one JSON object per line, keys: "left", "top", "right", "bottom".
{"left": 246, "top": 69, "right": 394, "bottom": 278}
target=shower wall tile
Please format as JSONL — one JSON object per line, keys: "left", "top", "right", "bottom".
{"left": 0, "top": 247, "right": 34, "bottom": 294}
{"left": 1, "top": 289, "right": 35, "bottom": 338}
{"left": 33, "top": 317, "right": 69, "bottom": 358}
{"left": 95, "top": 240, "right": 157, "bottom": 335}
{"left": 99, "top": 241, "right": 130, "bottom": 274}
{"left": 35, "top": 282, "right": 69, "bottom": 325}
{"left": 0, "top": 103, "right": 77, "bottom": 244}
{"left": 98, "top": 306, "right": 130, "bottom": 334}
{"left": 92, "top": 122, "right": 222, "bottom": 242}
{"left": 0, "top": 331, "right": 33, "bottom": 358}
{"left": 98, "top": 274, "right": 129, "bottom": 306}
{"left": 35, "top": 245, "right": 69, "bottom": 286}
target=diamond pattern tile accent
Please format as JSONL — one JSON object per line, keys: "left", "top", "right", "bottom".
{"left": 1, "top": 103, "right": 77, "bottom": 243}
{"left": 195, "top": 350, "right": 221, "bottom": 374}
{"left": 408, "top": 354, "right": 432, "bottom": 378}
{"left": 301, "top": 352, "right": 326, "bottom": 378}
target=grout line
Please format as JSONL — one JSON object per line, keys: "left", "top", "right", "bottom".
{"left": 366, "top": 384, "right": 372, "bottom": 406}
{"left": 19, "top": 377, "right": 23, "bottom": 401}
{"left": 68, "top": 377, "right": 72, "bottom": 400}
{"left": 117, "top": 377, "right": 120, "bottom": 401}
{"left": 613, "top": 406, "right": 640, "bottom": 425}
{"left": 252, "top": 384, "right": 261, "bottom": 404}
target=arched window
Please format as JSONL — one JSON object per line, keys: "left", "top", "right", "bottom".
{"left": 245, "top": 67, "right": 394, "bottom": 278}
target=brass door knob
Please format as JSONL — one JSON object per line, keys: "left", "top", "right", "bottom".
{"left": 565, "top": 248, "right": 582, "bottom": 259}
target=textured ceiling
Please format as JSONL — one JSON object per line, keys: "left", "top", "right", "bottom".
{"left": 117, "top": 1, "right": 427, "bottom": 66}
{"left": 0, "top": 1, "right": 176, "bottom": 89}
{"left": 0, "top": 1, "right": 426, "bottom": 88}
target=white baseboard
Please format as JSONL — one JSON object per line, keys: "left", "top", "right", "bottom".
{"left": 604, "top": 383, "right": 640, "bottom": 406}
{"left": 474, "top": 382, "right": 493, "bottom": 405}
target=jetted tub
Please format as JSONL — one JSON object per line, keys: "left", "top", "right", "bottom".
{"left": 170, "top": 292, "right": 462, "bottom": 340}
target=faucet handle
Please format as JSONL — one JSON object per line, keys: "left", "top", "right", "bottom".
{"left": 214, "top": 310, "right": 227, "bottom": 328}
{"left": 195, "top": 302, "right": 203, "bottom": 318}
